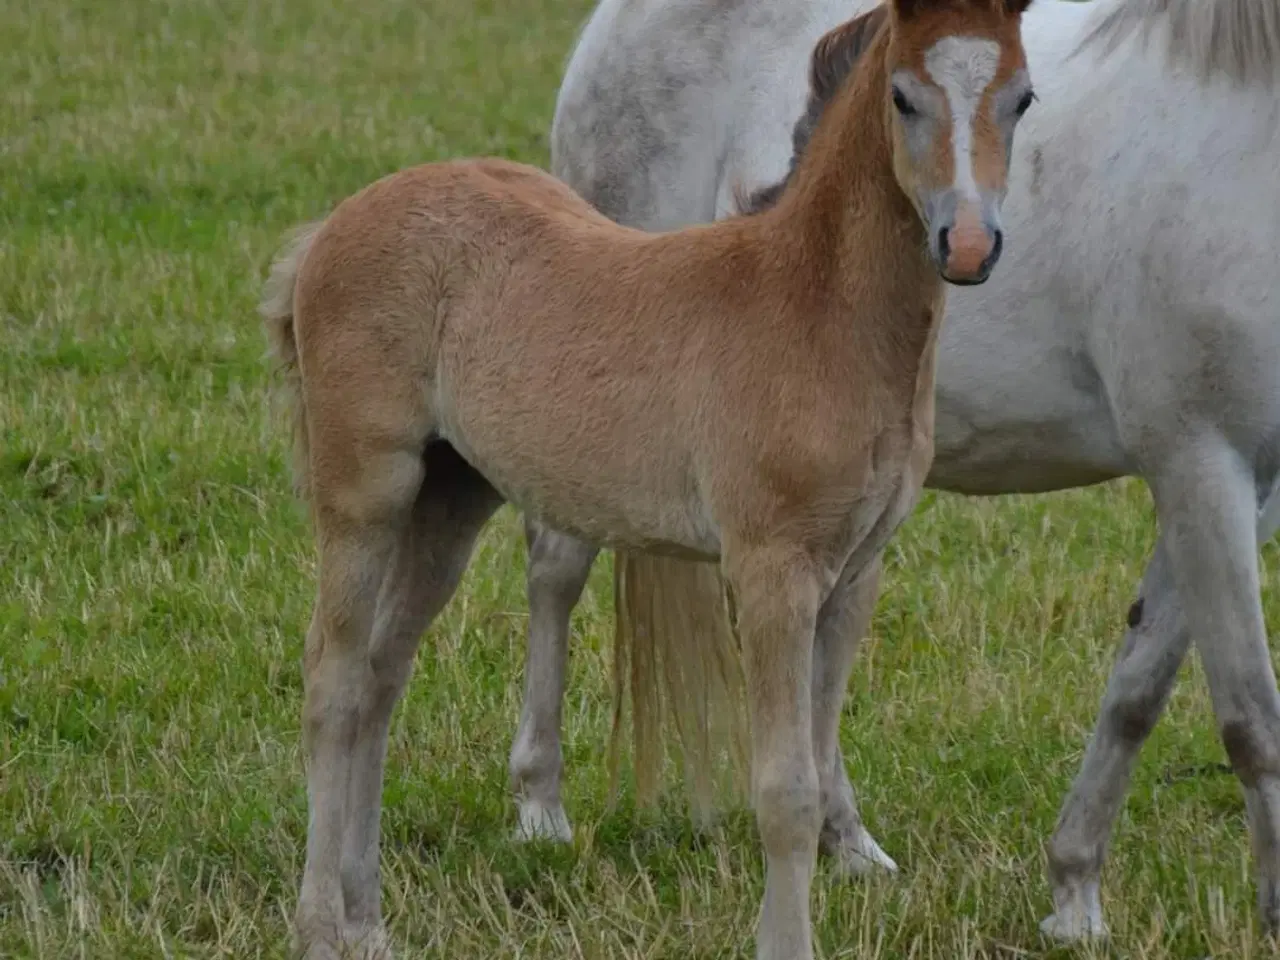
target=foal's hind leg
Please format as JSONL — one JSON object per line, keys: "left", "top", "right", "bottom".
{"left": 340, "top": 443, "right": 503, "bottom": 955}
{"left": 509, "top": 520, "right": 597, "bottom": 843}
{"left": 812, "top": 557, "right": 898, "bottom": 877}
{"left": 1043, "top": 477, "right": 1280, "bottom": 942}
{"left": 296, "top": 444, "right": 425, "bottom": 960}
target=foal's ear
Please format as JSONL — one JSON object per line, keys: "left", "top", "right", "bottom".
{"left": 891, "top": 0, "right": 919, "bottom": 20}
{"left": 893, "top": 0, "right": 1034, "bottom": 19}
{"left": 810, "top": 6, "right": 889, "bottom": 101}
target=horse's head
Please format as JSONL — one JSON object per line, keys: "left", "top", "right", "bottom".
{"left": 885, "top": 0, "right": 1035, "bottom": 285}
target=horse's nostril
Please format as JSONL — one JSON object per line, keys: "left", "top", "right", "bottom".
{"left": 937, "top": 226, "right": 951, "bottom": 263}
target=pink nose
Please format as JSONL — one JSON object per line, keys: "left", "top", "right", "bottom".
{"left": 947, "top": 220, "right": 993, "bottom": 276}
{"left": 939, "top": 208, "right": 1002, "bottom": 283}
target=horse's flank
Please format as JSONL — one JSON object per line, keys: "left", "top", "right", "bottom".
{"left": 1078, "top": 0, "right": 1280, "bottom": 86}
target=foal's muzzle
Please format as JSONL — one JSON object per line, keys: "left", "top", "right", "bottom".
{"left": 927, "top": 196, "right": 1004, "bottom": 286}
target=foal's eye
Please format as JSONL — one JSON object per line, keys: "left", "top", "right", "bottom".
{"left": 1015, "top": 89, "right": 1037, "bottom": 117}
{"left": 891, "top": 87, "right": 917, "bottom": 117}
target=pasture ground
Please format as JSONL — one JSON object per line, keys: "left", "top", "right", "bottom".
{"left": 2, "top": 0, "right": 1277, "bottom": 956}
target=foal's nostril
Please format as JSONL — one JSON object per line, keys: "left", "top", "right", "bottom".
{"left": 981, "top": 229, "right": 1004, "bottom": 273}
{"left": 937, "top": 226, "right": 951, "bottom": 264}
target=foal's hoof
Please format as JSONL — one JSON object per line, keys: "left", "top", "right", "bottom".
{"left": 514, "top": 799, "right": 574, "bottom": 844}
{"left": 827, "top": 825, "right": 898, "bottom": 877}
{"left": 1040, "top": 880, "right": 1107, "bottom": 943}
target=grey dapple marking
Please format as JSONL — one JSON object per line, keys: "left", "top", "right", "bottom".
{"left": 511, "top": 0, "right": 1280, "bottom": 941}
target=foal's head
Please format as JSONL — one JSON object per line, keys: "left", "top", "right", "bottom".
{"left": 884, "top": 0, "right": 1034, "bottom": 284}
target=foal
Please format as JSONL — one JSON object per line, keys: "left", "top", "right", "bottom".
{"left": 262, "top": 0, "right": 1034, "bottom": 956}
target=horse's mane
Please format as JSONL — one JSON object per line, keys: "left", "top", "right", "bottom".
{"left": 735, "top": 6, "right": 890, "bottom": 216}
{"left": 1078, "top": 0, "right": 1280, "bottom": 87}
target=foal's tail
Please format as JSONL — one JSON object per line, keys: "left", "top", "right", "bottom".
{"left": 609, "top": 550, "right": 751, "bottom": 824}
{"left": 260, "top": 222, "right": 324, "bottom": 503}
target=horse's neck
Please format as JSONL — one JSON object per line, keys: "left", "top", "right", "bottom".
{"left": 765, "top": 53, "right": 940, "bottom": 357}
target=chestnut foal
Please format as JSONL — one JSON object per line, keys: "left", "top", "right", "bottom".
{"left": 262, "top": 0, "right": 1034, "bottom": 956}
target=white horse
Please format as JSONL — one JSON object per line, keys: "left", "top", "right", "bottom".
{"left": 505, "top": 0, "right": 1280, "bottom": 942}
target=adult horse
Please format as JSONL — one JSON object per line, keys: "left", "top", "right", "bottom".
{"left": 511, "top": 0, "right": 1280, "bottom": 942}
{"left": 263, "top": 1, "right": 1036, "bottom": 956}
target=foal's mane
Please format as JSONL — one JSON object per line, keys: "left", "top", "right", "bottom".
{"left": 1078, "top": 0, "right": 1280, "bottom": 87}
{"left": 735, "top": 6, "right": 890, "bottom": 216}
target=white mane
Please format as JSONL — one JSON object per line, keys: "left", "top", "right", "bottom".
{"left": 1079, "top": 0, "right": 1280, "bottom": 86}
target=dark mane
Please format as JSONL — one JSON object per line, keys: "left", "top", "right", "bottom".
{"left": 736, "top": 5, "right": 890, "bottom": 216}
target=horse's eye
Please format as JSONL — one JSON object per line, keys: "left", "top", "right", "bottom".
{"left": 1015, "top": 89, "right": 1037, "bottom": 116}
{"left": 891, "top": 87, "right": 917, "bottom": 117}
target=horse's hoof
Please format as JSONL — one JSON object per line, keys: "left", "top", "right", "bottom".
{"left": 828, "top": 825, "right": 898, "bottom": 877}
{"left": 514, "top": 799, "right": 574, "bottom": 843}
{"left": 1034, "top": 901, "right": 1105, "bottom": 947}
{"left": 1041, "top": 874, "right": 1107, "bottom": 942}
{"left": 340, "top": 925, "right": 394, "bottom": 960}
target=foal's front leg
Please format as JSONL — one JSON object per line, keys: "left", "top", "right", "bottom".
{"left": 509, "top": 519, "right": 598, "bottom": 842}
{"left": 812, "top": 556, "right": 898, "bottom": 876}
{"left": 726, "top": 545, "right": 823, "bottom": 960}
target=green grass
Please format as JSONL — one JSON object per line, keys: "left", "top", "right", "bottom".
{"left": 1, "top": 0, "right": 1277, "bottom": 956}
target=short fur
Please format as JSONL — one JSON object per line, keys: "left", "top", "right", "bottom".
{"left": 267, "top": 2, "right": 1033, "bottom": 957}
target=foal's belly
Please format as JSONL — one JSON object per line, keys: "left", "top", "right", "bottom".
{"left": 435, "top": 416, "right": 723, "bottom": 560}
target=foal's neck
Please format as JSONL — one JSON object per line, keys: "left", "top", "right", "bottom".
{"left": 766, "top": 38, "right": 941, "bottom": 344}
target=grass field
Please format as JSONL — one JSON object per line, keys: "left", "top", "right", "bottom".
{"left": 3, "top": 0, "right": 1279, "bottom": 956}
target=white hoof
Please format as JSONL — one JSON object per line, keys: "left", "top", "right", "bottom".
{"left": 830, "top": 825, "right": 898, "bottom": 877}
{"left": 514, "top": 799, "right": 574, "bottom": 843}
{"left": 1040, "top": 880, "right": 1107, "bottom": 942}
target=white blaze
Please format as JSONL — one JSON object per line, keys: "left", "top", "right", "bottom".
{"left": 924, "top": 37, "right": 1000, "bottom": 204}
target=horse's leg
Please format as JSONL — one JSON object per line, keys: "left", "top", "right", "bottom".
{"left": 812, "top": 557, "right": 898, "bottom": 876}
{"left": 296, "top": 446, "right": 425, "bottom": 960}
{"left": 1040, "top": 535, "right": 1188, "bottom": 941}
{"left": 726, "top": 544, "right": 822, "bottom": 960}
{"left": 340, "top": 444, "right": 503, "bottom": 956}
{"left": 1154, "top": 446, "right": 1280, "bottom": 933}
{"left": 1043, "top": 475, "right": 1280, "bottom": 942}
{"left": 509, "top": 518, "right": 598, "bottom": 842}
